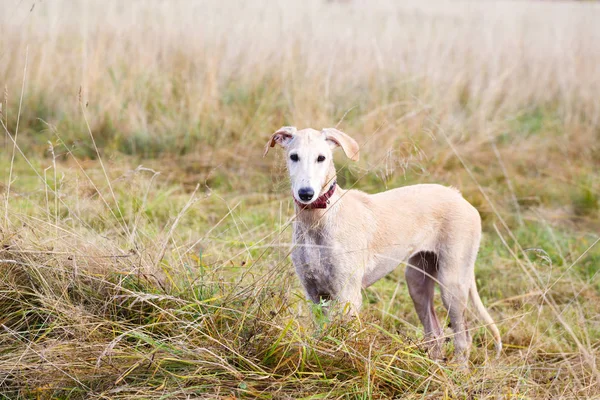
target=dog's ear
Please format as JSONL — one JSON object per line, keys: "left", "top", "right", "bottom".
{"left": 322, "top": 128, "right": 360, "bottom": 161}
{"left": 263, "top": 126, "right": 296, "bottom": 157}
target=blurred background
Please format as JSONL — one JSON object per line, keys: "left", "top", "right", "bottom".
{"left": 1, "top": 1, "right": 599, "bottom": 398}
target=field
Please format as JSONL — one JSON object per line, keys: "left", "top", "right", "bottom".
{"left": 1, "top": 0, "right": 599, "bottom": 398}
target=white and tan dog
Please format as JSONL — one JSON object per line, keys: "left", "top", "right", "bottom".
{"left": 264, "top": 126, "right": 501, "bottom": 362}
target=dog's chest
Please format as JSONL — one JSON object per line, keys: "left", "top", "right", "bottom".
{"left": 291, "top": 225, "right": 340, "bottom": 295}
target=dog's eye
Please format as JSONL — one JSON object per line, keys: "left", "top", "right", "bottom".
{"left": 317, "top": 155, "right": 326, "bottom": 163}
{"left": 290, "top": 154, "right": 299, "bottom": 162}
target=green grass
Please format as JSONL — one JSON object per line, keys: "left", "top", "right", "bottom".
{"left": 1, "top": 132, "right": 598, "bottom": 398}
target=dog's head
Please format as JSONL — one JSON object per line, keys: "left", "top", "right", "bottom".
{"left": 264, "top": 127, "right": 359, "bottom": 206}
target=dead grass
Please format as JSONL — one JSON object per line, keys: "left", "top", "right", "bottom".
{"left": 1, "top": 0, "right": 599, "bottom": 398}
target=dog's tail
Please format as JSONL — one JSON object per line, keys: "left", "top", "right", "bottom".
{"left": 469, "top": 276, "right": 502, "bottom": 357}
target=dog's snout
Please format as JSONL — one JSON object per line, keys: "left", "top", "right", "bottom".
{"left": 298, "top": 187, "right": 314, "bottom": 202}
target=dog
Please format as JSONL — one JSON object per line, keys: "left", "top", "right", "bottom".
{"left": 264, "top": 126, "right": 502, "bottom": 363}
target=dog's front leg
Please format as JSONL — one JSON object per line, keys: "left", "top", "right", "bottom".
{"left": 336, "top": 290, "right": 362, "bottom": 318}
{"left": 302, "top": 278, "right": 362, "bottom": 319}
{"left": 334, "top": 272, "right": 363, "bottom": 318}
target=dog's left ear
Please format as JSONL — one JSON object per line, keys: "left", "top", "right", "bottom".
{"left": 322, "top": 128, "right": 360, "bottom": 161}
{"left": 263, "top": 126, "right": 296, "bottom": 157}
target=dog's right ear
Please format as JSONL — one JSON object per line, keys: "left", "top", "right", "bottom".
{"left": 263, "top": 126, "right": 296, "bottom": 157}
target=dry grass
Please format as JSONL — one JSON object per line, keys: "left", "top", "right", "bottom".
{"left": 1, "top": 0, "right": 599, "bottom": 398}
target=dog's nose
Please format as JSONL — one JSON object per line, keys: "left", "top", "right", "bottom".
{"left": 298, "top": 187, "right": 314, "bottom": 202}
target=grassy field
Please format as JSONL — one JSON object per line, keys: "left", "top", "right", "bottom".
{"left": 1, "top": 0, "right": 599, "bottom": 398}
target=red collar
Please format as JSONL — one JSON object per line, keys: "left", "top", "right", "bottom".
{"left": 295, "top": 182, "right": 337, "bottom": 210}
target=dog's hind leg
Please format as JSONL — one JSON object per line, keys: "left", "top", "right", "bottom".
{"left": 405, "top": 252, "right": 444, "bottom": 360}
{"left": 437, "top": 250, "right": 474, "bottom": 365}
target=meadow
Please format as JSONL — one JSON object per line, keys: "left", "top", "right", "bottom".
{"left": 1, "top": 0, "right": 599, "bottom": 398}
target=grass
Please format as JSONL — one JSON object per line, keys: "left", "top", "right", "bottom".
{"left": 1, "top": 0, "right": 600, "bottom": 398}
